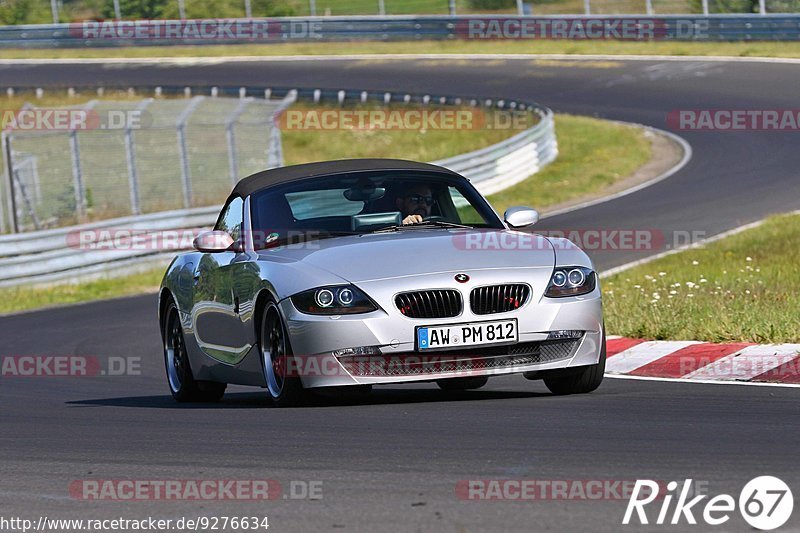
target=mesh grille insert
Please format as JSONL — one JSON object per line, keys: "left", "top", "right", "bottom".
{"left": 338, "top": 338, "right": 580, "bottom": 377}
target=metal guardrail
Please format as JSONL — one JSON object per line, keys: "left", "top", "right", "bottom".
{"left": 1, "top": 94, "right": 295, "bottom": 234}
{"left": 1, "top": 15, "right": 800, "bottom": 47}
{"left": 436, "top": 112, "right": 557, "bottom": 197}
{"left": 0, "top": 86, "right": 556, "bottom": 287}
{"left": 0, "top": 206, "right": 217, "bottom": 286}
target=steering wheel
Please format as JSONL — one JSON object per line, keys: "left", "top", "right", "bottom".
{"left": 422, "top": 216, "right": 447, "bottom": 223}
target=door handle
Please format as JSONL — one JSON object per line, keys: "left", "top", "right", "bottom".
{"left": 233, "top": 296, "right": 240, "bottom": 315}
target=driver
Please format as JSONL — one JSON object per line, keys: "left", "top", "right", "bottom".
{"left": 395, "top": 184, "right": 433, "bottom": 225}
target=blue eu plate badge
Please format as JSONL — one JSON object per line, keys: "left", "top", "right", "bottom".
{"left": 417, "top": 328, "right": 429, "bottom": 349}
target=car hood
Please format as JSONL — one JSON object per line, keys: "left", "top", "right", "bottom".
{"left": 258, "top": 228, "right": 555, "bottom": 283}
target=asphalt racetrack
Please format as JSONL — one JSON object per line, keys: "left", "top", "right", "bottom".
{"left": 2, "top": 56, "right": 800, "bottom": 531}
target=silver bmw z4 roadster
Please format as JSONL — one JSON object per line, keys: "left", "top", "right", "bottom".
{"left": 158, "top": 159, "right": 605, "bottom": 406}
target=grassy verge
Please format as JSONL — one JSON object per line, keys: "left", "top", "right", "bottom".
{"left": 3, "top": 40, "right": 800, "bottom": 59}
{"left": 0, "top": 113, "right": 650, "bottom": 315}
{"left": 0, "top": 268, "right": 164, "bottom": 315}
{"left": 282, "top": 103, "right": 536, "bottom": 165}
{"left": 488, "top": 114, "right": 650, "bottom": 215}
{"left": 603, "top": 213, "right": 800, "bottom": 343}
{"left": 0, "top": 0, "right": 536, "bottom": 24}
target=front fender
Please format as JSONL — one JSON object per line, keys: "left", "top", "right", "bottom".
{"left": 159, "top": 252, "right": 203, "bottom": 325}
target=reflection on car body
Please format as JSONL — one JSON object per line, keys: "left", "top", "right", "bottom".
{"left": 158, "top": 159, "right": 605, "bottom": 406}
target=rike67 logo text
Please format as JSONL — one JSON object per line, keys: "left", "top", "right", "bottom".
{"left": 623, "top": 476, "right": 793, "bottom": 530}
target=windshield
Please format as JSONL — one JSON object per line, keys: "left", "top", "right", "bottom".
{"left": 249, "top": 171, "right": 503, "bottom": 249}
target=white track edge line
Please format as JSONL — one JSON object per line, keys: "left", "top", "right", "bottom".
{"left": 600, "top": 209, "right": 800, "bottom": 278}
{"left": 2, "top": 53, "right": 800, "bottom": 65}
{"left": 542, "top": 121, "right": 692, "bottom": 220}
{"left": 604, "top": 373, "right": 800, "bottom": 388}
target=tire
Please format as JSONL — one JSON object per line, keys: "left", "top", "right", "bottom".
{"left": 163, "top": 300, "right": 226, "bottom": 402}
{"left": 543, "top": 331, "right": 606, "bottom": 395}
{"left": 436, "top": 376, "right": 489, "bottom": 391}
{"left": 260, "top": 301, "right": 306, "bottom": 407}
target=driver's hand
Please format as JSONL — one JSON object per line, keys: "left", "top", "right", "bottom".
{"left": 402, "top": 214, "right": 423, "bottom": 225}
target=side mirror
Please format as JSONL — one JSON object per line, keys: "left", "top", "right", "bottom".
{"left": 193, "top": 230, "right": 234, "bottom": 253}
{"left": 504, "top": 206, "right": 539, "bottom": 229}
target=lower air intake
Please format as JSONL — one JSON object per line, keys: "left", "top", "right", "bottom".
{"left": 337, "top": 338, "right": 580, "bottom": 377}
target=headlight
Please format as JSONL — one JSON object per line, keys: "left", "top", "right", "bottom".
{"left": 545, "top": 266, "right": 596, "bottom": 298}
{"left": 291, "top": 285, "right": 378, "bottom": 315}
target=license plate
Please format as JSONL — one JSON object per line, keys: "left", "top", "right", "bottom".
{"left": 417, "top": 319, "right": 518, "bottom": 351}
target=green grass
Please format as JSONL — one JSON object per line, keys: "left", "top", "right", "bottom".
{"left": 5, "top": 0, "right": 697, "bottom": 25}
{"left": 0, "top": 268, "right": 164, "bottom": 315}
{"left": 285, "top": 0, "right": 500, "bottom": 15}
{"left": 0, "top": 113, "right": 649, "bottom": 315}
{"left": 282, "top": 103, "right": 536, "bottom": 165}
{"left": 287, "top": 0, "right": 657, "bottom": 15}
{"left": 488, "top": 114, "right": 651, "bottom": 215}
{"left": 1, "top": 0, "right": 764, "bottom": 26}
{"left": 1, "top": 0, "right": 523, "bottom": 24}
{"left": 603, "top": 213, "right": 800, "bottom": 343}
{"left": 4, "top": 40, "right": 800, "bottom": 59}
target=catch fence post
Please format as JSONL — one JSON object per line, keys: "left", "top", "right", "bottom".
{"left": 1, "top": 131, "right": 16, "bottom": 233}
{"left": 226, "top": 98, "right": 254, "bottom": 185}
{"left": 175, "top": 96, "right": 205, "bottom": 209}
{"left": 125, "top": 98, "right": 153, "bottom": 216}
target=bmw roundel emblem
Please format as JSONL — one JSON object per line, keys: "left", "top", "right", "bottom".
{"left": 455, "top": 273, "right": 470, "bottom": 283}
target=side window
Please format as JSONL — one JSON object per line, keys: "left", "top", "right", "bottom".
{"left": 285, "top": 189, "right": 365, "bottom": 220}
{"left": 215, "top": 196, "right": 244, "bottom": 246}
{"left": 449, "top": 186, "right": 484, "bottom": 224}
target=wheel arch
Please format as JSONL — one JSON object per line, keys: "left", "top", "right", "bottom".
{"left": 158, "top": 287, "right": 176, "bottom": 337}
{"left": 253, "top": 288, "right": 280, "bottom": 344}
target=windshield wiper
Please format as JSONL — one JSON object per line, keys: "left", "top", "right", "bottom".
{"left": 370, "top": 220, "right": 474, "bottom": 233}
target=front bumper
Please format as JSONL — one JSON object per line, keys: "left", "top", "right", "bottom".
{"left": 279, "top": 286, "right": 603, "bottom": 388}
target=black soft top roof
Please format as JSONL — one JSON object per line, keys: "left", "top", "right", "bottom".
{"left": 232, "top": 159, "right": 462, "bottom": 197}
